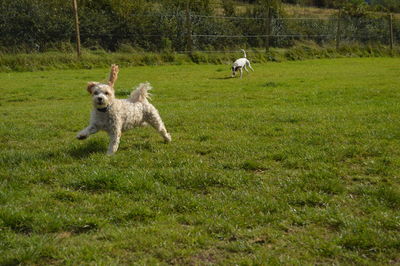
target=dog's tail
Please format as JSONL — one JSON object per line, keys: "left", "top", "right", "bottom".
{"left": 241, "top": 49, "right": 247, "bottom": 58}
{"left": 129, "top": 82, "right": 152, "bottom": 103}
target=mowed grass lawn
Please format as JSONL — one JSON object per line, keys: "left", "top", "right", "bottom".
{"left": 1, "top": 58, "right": 400, "bottom": 264}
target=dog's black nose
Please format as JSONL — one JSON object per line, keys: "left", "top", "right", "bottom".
{"left": 97, "top": 98, "right": 103, "bottom": 103}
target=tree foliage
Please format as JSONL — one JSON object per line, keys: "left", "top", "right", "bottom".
{"left": 0, "top": 0, "right": 397, "bottom": 53}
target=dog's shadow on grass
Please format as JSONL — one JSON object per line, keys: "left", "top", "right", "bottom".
{"left": 211, "top": 76, "right": 235, "bottom": 80}
{"left": 68, "top": 139, "right": 159, "bottom": 158}
{"left": 68, "top": 139, "right": 106, "bottom": 158}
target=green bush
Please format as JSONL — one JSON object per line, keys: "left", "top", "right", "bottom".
{"left": 0, "top": 0, "right": 398, "bottom": 53}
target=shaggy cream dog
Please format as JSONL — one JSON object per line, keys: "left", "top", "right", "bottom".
{"left": 76, "top": 64, "right": 171, "bottom": 154}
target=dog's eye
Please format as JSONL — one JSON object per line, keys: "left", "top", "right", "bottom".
{"left": 104, "top": 92, "right": 109, "bottom": 95}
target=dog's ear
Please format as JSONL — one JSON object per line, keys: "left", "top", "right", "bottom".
{"left": 87, "top": 82, "right": 99, "bottom": 94}
{"left": 108, "top": 64, "right": 119, "bottom": 88}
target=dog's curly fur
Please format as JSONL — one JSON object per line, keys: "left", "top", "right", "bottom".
{"left": 76, "top": 64, "right": 171, "bottom": 154}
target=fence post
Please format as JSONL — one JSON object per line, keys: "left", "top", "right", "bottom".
{"left": 185, "top": 0, "right": 193, "bottom": 55}
{"left": 389, "top": 13, "right": 394, "bottom": 50}
{"left": 265, "top": 7, "right": 272, "bottom": 52}
{"left": 72, "top": 0, "right": 81, "bottom": 58}
{"left": 336, "top": 9, "right": 342, "bottom": 50}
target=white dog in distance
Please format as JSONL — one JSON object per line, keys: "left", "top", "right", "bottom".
{"left": 231, "top": 49, "right": 254, "bottom": 78}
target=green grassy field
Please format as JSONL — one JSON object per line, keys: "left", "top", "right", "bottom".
{"left": 1, "top": 58, "right": 400, "bottom": 264}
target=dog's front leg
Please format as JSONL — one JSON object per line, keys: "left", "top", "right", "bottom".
{"left": 76, "top": 125, "right": 98, "bottom": 140}
{"left": 107, "top": 128, "right": 122, "bottom": 155}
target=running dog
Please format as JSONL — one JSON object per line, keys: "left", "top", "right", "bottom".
{"left": 76, "top": 64, "right": 171, "bottom": 154}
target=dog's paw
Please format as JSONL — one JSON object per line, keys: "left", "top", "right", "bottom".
{"left": 164, "top": 134, "right": 172, "bottom": 143}
{"left": 76, "top": 132, "right": 88, "bottom": 140}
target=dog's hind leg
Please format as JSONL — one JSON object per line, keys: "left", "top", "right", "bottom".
{"left": 247, "top": 62, "right": 254, "bottom": 72}
{"left": 145, "top": 108, "right": 171, "bottom": 143}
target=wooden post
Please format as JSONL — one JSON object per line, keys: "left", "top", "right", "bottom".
{"left": 185, "top": 0, "right": 193, "bottom": 54}
{"left": 389, "top": 13, "right": 394, "bottom": 50}
{"left": 72, "top": 0, "right": 81, "bottom": 58}
{"left": 336, "top": 9, "right": 342, "bottom": 50}
{"left": 265, "top": 7, "right": 272, "bottom": 52}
